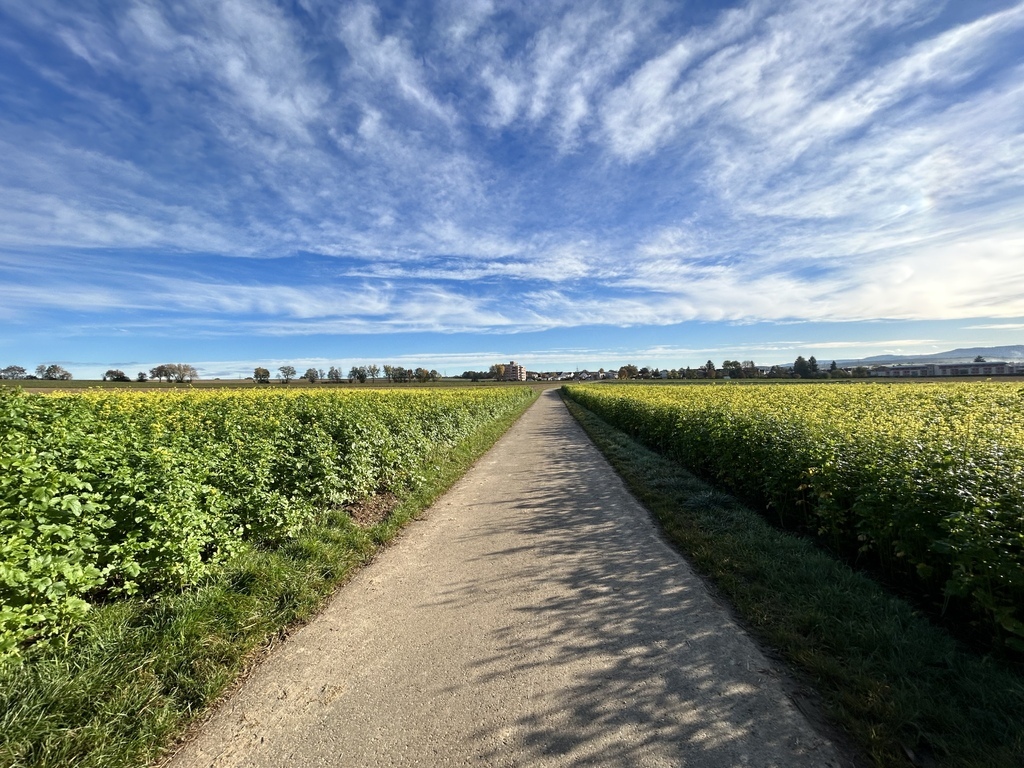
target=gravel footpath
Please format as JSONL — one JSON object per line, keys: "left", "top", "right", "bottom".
{"left": 166, "top": 388, "right": 848, "bottom": 767}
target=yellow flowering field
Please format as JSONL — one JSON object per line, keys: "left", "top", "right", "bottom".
{"left": 0, "top": 386, "right": 532, "bottom": 661}
{"left": 564, "top": 382, "right": 1024, "bottom": 650}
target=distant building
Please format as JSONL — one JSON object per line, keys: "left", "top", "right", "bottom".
{"left": 503, "top": 360, "right": 527, "bottom": 381}
{"left": 871, "top": 362, "right": 1024, "bottom": 377}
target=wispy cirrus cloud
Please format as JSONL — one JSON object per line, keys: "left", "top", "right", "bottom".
{"left": 0, "top": 0, "right": 1022, "bottom": 372}
{"left": 338, "top": 3, "right": 456, "bottom": 126}
{"left": 964, "top": 323, "right": 1024, "bottom": 331}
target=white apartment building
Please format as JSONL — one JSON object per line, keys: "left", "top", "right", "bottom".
{"left": 503, "top": 360, "right": 527, "bottom": 381}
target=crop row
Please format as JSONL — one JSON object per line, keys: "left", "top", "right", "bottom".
{"left": 0, "top": 386, "right": 533, "bottom": 662}
{"left": 563, "top": 382, "right": 1024, "bottom": 650}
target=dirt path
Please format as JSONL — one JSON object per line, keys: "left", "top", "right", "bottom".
{"left": 166, "top": 389, "right": 847, "bottom": 767}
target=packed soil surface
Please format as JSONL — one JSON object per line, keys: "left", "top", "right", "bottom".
{"left": 165, "top": 389, "right": 850, "bottom": 767}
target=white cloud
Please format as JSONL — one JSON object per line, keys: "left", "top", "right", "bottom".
{"left": 1, "top": 0, "right": 1023, "bottom": 344}
{"left": 0, "top": 185, "right": 242, "bottom": 254}
{"left": 465, "top": 2, "right": 660, "bottom": 148}
{"left": 439, "top": 0, "right": 495, "bottom": 45}
{"left": 599, "top": 2, "right": 764, "bottom": 159}
{"left": 479, "top": 66, "right": 524, "bottom": 128}
{"left": 139, "top": 0, "right": 327, "bottom": 141}
{"left": 338, "top": 3, "right": 456, "bottom": 124}
{"left": 964, "top": 323, "right": 1024, "bottom": 331}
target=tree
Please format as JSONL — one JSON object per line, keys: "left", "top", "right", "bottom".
{"left": 792, "top": 356, "right": 811, "bottom": 378}
{"left": 168, "top": 363, "right": 197, "bottom": 383}
{"left": 302, "top": 368, "right": 319, "bottom": 383}
{"left": 391, "top": 366, "right": 409, "bottom": 383}
{"left": 1, "top": 365, "right": 27, "bottom": 379}
{"left": 489, "top": 363, "right": 506, "bottom": 380}
{"left": 703, "top": 360, "right": 717, "bottom": 379}
{"left": 742, "top": 361, "right": 759, "bottom": 378}
{"left": 974, "top": 355, "right": 986, "bottom": 363}
{"left": 136, "top": 372, "right": 148, "bottom": 382}
{"left": 829, "top": 360, "right": 838, "bottom": 373}
{"left": 278, "top": 365, "right": 296, "bottom": 384}
{"left": 808, "top": 356, "right": 819, "bottom": 375}
{"left": 366, "top": 364, "right": 380, "bottom": 382}
{"left": 254, "top": 367, "right": 271, "bottom": 384}
{"left": 349, "top": 366, "right": 367, "bottom": 383}
{"left": 617, "top": 364, "right": 638, "bottom": 379}
{"left": 150, "top": 364, "right": 171, "bottom": 382}
{"left": 103, "top": 369, "right": 130, "bottom": 382}
{"left": 722, "top": 360, "right": 743, "bottom": 379}
{"left": 39, "top": 364, "right": 72, "bottom": 380}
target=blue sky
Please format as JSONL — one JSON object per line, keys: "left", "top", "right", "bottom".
{"left": 1, "top": 0, "right": 1023, "bottom": 378}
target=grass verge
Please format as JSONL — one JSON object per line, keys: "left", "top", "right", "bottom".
{"left": 563, "top": 393, "right": 1024, "bottom": 768}
{"left": 0, "top": 392, "right": 535, "bottom": 768}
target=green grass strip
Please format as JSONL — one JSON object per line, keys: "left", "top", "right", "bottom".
{"left": 563, "top": 393, "right": 1024, "bottom": 768}
{"left": 0, "top": 392, "right": 535, "bottom": 768}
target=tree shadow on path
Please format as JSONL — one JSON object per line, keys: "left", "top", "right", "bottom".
{"left": 420, "top": 391, "right": 845, "bottom": 767}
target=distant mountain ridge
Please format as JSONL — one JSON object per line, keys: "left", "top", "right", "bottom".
{"left": 836, "top": 345, "right": 1024, "bottom": 367}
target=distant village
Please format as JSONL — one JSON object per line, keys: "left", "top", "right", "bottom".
{"left": 520, "top": 355, "right": 1024, "bottom": 381}
{"left": 4, "top": 353, "right": 1023, "bottom": 385}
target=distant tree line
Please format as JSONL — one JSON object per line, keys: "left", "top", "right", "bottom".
{"left": 459, "top": 370, "right": 490, "bottom": 381}
{"left": 1, "top": 354, "right": 881, "bottom": 386}
{"left": 785, "top": 356, "right": 870, "bottom": 379}
{"left": 0, "top": 364, "right": 73, "bottom": 380}
{"left": 0, "top": 365, "right": 29, "bottom": 379}
{"left": 148, "top": 363, "right": 199, "bottom": 383}
{"left": 0, "top": 363, "right": 206, "bottom": 383}
{"left": 457, "top": 363, "right": 523, "bottom": 381}
{"left": 253, "top": 363, "right": 444, "bottom": 385}
{"left": 387, "top": 366, "right": 440, "bottom": 383}
{"left": 611, "top": 356, "right": 873, "bottom": 381}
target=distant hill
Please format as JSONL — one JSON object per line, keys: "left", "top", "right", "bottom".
{"left": 836, "top": 345, "right": 1024, "bottom": 367}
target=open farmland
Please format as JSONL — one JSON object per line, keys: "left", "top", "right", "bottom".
{"left": 0, "top": 385, "right": 534, "bottom": 663}
{"left": 2, "top": 382, "right": 1023, "bottom": 767}
{"left": 563, "top": 381, "right": 1024, "bottom": 652}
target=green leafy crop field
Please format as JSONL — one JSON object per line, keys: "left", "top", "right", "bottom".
{"left": 564, "top": 382, "right": 1024, "bottom": 652}
{"left": 0, "top": 386, "right": 533, "bottom": 663}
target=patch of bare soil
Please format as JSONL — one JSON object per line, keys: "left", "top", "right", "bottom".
{"left": 345, "top": 493, "right": 400, "bottom": 527}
